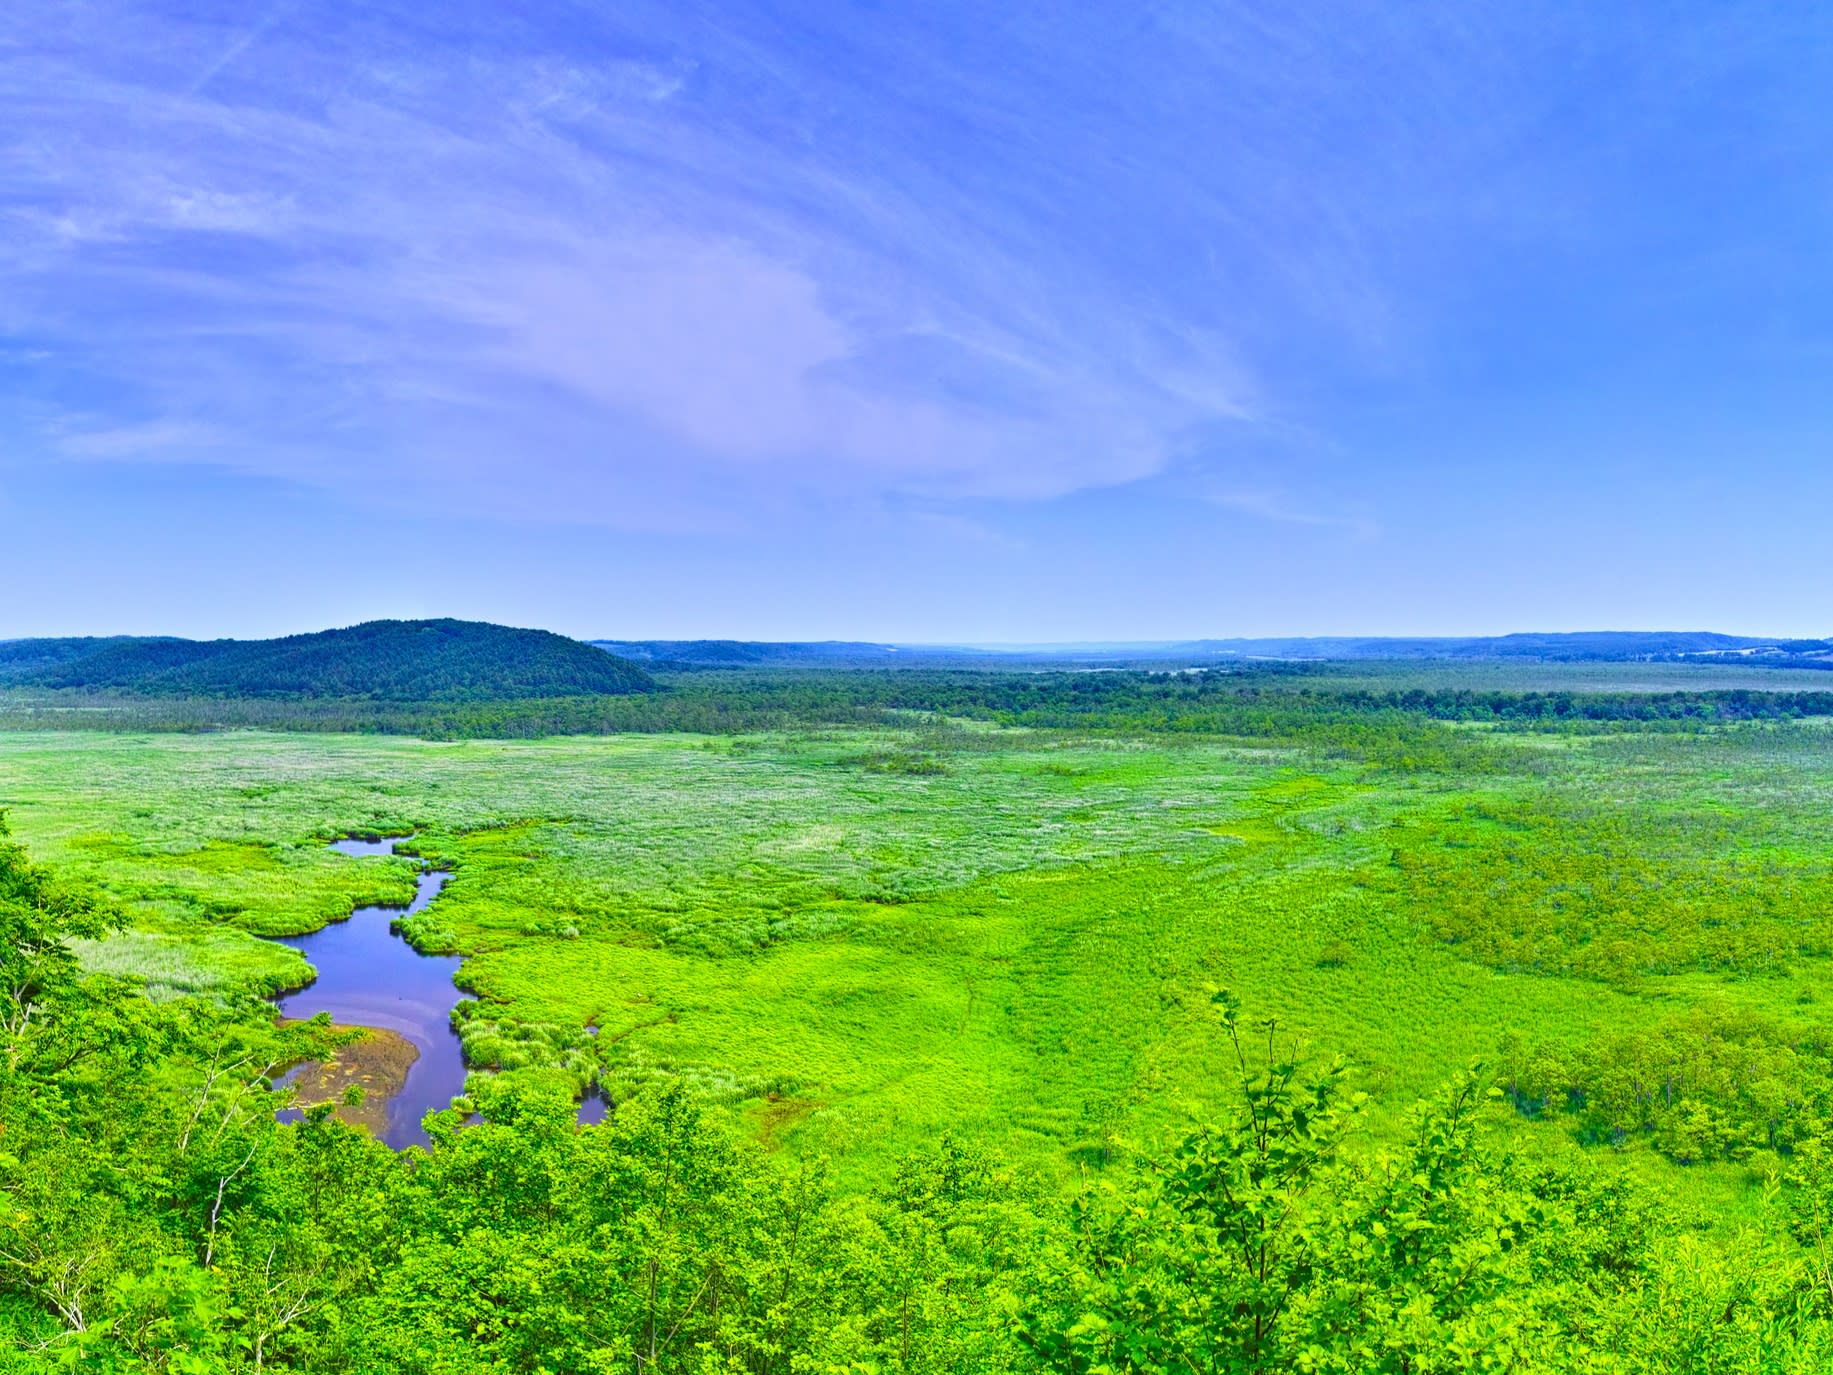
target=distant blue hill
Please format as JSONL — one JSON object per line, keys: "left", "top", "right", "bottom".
{"left": 1156, "top": 632, "right": 1833, "bottom": 662}
{"left": 591, "top": 640, "right": 908, "bottom": 665}
{"left": 8, "top": 629, "right": 1828, "bottom": 698}
{"left": 591, "top": 632, "right": 1833, "bottom": 668}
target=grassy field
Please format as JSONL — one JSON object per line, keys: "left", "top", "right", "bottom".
{"left": 4, "top": 717, "right": 1833, "bottom": 1207}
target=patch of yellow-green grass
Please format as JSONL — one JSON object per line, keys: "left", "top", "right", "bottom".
{"left": 72, "top": 923, "right": 309, "bottom": 998}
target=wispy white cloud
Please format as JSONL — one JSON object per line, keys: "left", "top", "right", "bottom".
{"left": 57, "top": 419, "right": 223, "bottom": 459}
{"left": 186, "top": 0, "right": 293, "bottom": 95}
{"left": 0, "top": 2, "right": 1284, "bottom": 530}
{"left": 0, "top": 1, "right": 1642, "bottom": 532}
{"left": 1203, "top": 486, "right": 1379, "bottom": 541}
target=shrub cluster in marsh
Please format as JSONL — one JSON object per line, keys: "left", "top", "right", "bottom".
{"left": 1390, "top": 788, "right": 1833, "bottom": 984}
{"left": 1502, "top": 1009, "right": 1833, "bottom": 1163}
{"left": 451, "top": 1000, "right": 596, "bottom": 1086}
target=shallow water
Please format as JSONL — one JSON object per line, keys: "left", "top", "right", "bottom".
{"left": 324, "top": 835, "right": 404, "bottom": 860}
{"left": 274, "top": 836, "right": 606, "bottom": 1147}
{"left": 274, "top": 838, "right": 464, "bottom": 1149}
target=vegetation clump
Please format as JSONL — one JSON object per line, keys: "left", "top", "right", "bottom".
{"left": 1391, "top": 797, "right": 1833, "bottom": 983}
{"left": 1502, "top": 1010, "right": 1833, "bottom": 1162}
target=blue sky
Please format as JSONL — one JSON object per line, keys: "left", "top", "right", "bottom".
{"left": 3, "top": 1, "right": 1831, "bottom": 640}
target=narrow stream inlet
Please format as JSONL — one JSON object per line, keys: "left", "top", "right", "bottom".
{"left": 273, "top": 837, "right": 464, "bottom": 1149}
{"left": 272, "top": 836, "right": 605, "bottom": 1148}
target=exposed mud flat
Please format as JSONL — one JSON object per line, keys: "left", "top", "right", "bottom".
{"left": 278, "top": 1023, "right": 420, "bottom": 1137}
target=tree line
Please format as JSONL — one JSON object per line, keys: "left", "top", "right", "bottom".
{"left": 7, "top": 667, "right": 1833, "bottom": 752}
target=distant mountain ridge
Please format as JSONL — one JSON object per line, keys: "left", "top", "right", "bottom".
{"left": 2, "top": 620, "right": 654, "bottom": 699}
{"left": 590, "top": 632, "right": 1833, "bottom": 668}
{"left": 1155, "top": 632, "right": 1833, "bottom": 662}
{"left": 590, "top": 640, "right": 907, "bottom": 666}
{"left": 7, "top": 628, "right": 1829, "bottom": 699}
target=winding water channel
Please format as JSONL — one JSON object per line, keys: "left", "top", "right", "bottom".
{"left": 273, "top": 837, "right": 464, "bottom": 1149}
{"left": 273, "top": 836, "right": 605, "bottom": 1147}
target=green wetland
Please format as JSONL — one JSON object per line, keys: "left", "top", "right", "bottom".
{"left": 11, "top": 664, "right": 1833, "bottom": 1370}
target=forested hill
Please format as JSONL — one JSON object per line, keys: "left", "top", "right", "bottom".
{"left": 0, "top": 635, "right": 171, "bottom": 677}
{"left": 1, "top": 620, "right": 654, "bottom": 700}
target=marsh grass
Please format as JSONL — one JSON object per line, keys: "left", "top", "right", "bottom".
{"left": 4, "top": 719, "right": 1832, "bottom": 1212}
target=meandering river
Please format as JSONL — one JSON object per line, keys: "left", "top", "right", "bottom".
{"left": 273, "top": 836, "right": 605, "bottom": 1147}
{"left": 273, "top": 837, "right": 464, "bottom": 1149}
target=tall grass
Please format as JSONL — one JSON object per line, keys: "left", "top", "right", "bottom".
{"left": 4, "top": 715, "right": 1831, "bottom": 1215}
